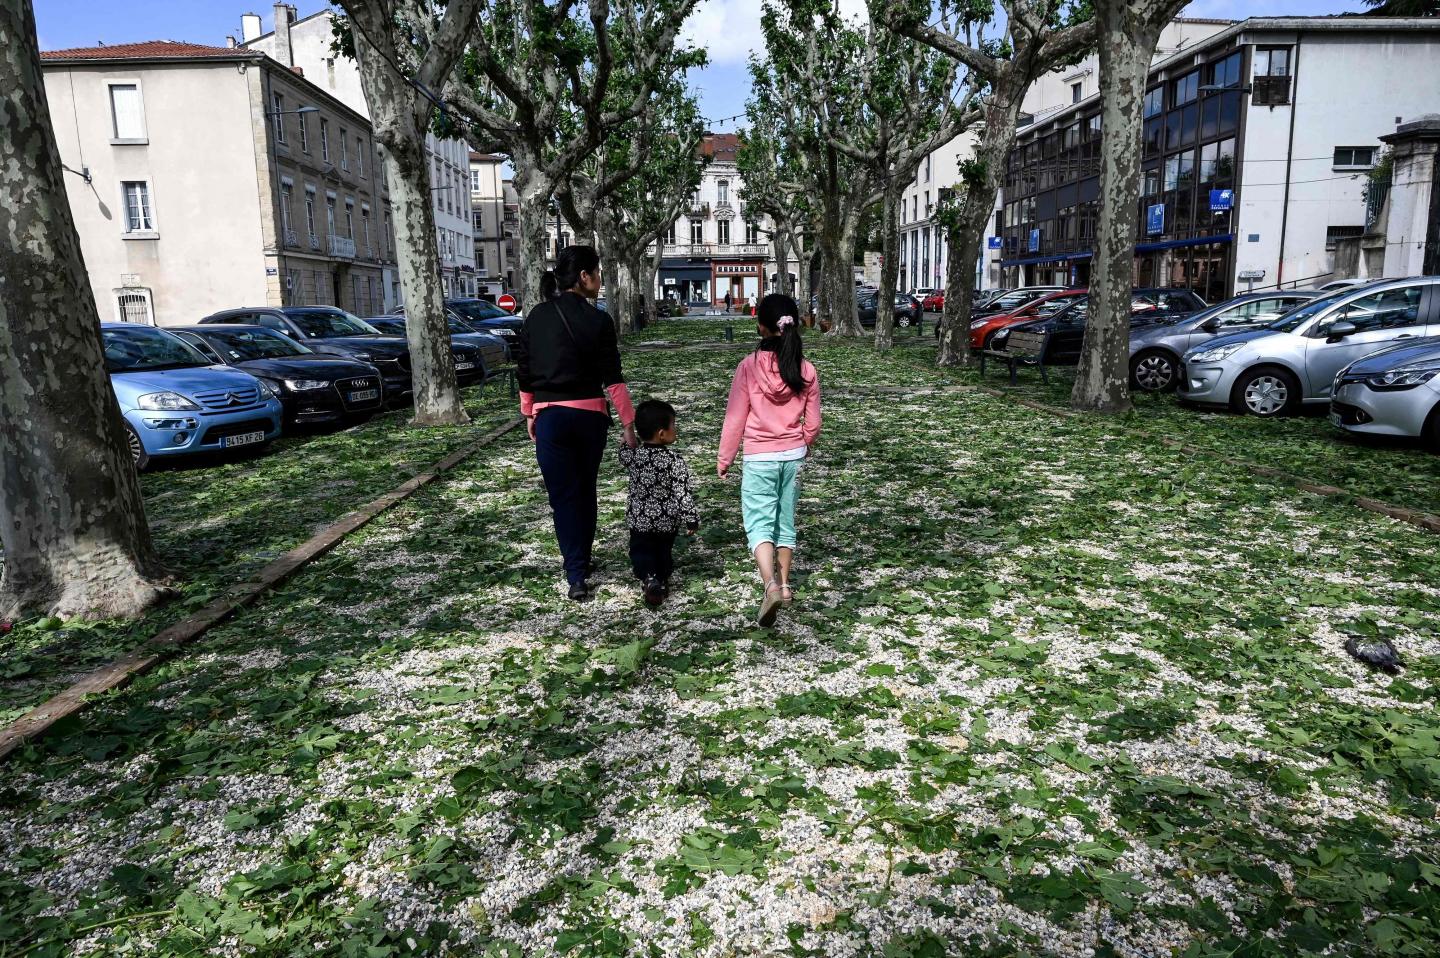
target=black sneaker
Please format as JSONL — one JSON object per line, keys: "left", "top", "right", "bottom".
{"left": 585, "top": 559, "right": 600, "bottom": 579}
{"left": 643, "top": 577, "right": 665, "bottom": 607}
{"left": 568, "top": 582, "right": 591, "bottom": 602}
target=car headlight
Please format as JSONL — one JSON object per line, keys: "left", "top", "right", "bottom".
{"left": 254, "top": 378, "right": 280, "bottom": 399}
{"left": 1364, "top": 365, "right": 1440, "bottom": 391}
{"left": 349, "top": 351, "right": 373, "bottom": 361}
{"left": 969, "top": 319, "right": 991, "bottom": 330}
{"left": 136, "top": 391, "right": 200, "bottom": 411}
{"left": 992, "top": 329, "right": 1011, "bottom": 344}
{"left": 1187, "top": 343, "right": 1245, "bottom": 365}
{"left": 284, "top": 379, "right": 330, "bottom": 391}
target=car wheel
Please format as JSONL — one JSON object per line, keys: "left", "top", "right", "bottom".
{"left": 1130, "top": 350, "right": 1180, "bottom": 392}
{"left": 1231, "top": 366, "right": 1301, "bottom": 417}
{"left": 897, "top": 314, "right": 912, "bottom": 328}
{"left": 125, "top": 424, "right": 150, "bottom": 471}
{"left": 1425, "top": 401, "right": 1440, "bottom": 452}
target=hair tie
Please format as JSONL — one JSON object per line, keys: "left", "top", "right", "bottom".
{"left": 777, "top": 316, "right": 795, "bottom": 330}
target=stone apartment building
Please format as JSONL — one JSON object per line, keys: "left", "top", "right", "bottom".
{"left": 240, "top": 3, "right": 477, "bottom": 307}
{"left": 41, "top": 39, "right": 394, "bottom": 326}
{"left": 469, "top": 151, "right": 515, "bottom": 296}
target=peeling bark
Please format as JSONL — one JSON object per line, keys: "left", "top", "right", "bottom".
{"left": 0, "top": 0, "right": 168, "bottom": 620}
{"left": 346, "top": 1, "right": 467, "bottom": 426}
{"left": 1072, "top": 1, "right": 1181, "bottom": 414}
{"left": 515, "top": 171, "right": 553, "bottom": 314}
{"left": 873, "top": 181, "right": 904, "bottom": 349}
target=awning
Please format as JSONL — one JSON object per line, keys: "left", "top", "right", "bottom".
{"left": 998, "top": 251, "right": 1093, "bottom": 267}
{"left": 999, "top": 233, "right": 1235, "bottom": 267}
{"left": 659, "top": 262, "right": 711, "bottom": 282}
{"left": 1134, "top": 233, "right": 1235, "bottom": 254}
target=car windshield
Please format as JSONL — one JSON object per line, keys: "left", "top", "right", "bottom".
{"left": 103, "top": 327, "right": 210, "bottom": 373}
{"left": 366, "top": 318, "right": 404, "bottom": 333}
{"left": 448, "top": 300, "right": 508, "bottom": 321}
{"left": 447, "top": 318, "right": 477, "bottom": 334}
{"left": 203, "top": 329, "right": 311, "bottom": 361}
{"left": 1267, "top": 291, "right": 1349, "bottom": 333}
{"left": 285, "top": 309, "right": 379, "bottom": 338}
{"left": 991, "top": 290, "right": 1049, "bottom": 310}
{"left": 1032, "top": 296, "right": 1079, "bottom": 316}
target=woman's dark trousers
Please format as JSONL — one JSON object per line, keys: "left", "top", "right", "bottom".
{"left": 534, "top": 407, "right": 610, "bottom": 586}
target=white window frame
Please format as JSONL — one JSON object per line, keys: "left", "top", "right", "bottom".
{"left": 304, "top": 185, "right": 317, "bottom": 241}
{"left": 272, "top": 92, "right": 286, "bottom": 144}
{"left": 344, "top": 198, "right": 355, "bottom": 239}
{"left": 119, "top": 180, "right": 156, "bottom": 236}
{"left": 717, "top": 219, "right": 730, "bottom": 245}
{"left": 361, "top": 204, "right": 372, "bottom": 252}
{"left": 113, "top": 287, "right": 154, "bottom": 324}
{"left": 325, "top": 192, "right": 337, "bottom": 237}
{"left": 340, "top": 129, "right": 349, "bottom": 170}
{"left": 355, "top": 137, "right": 365, "bottom": 178}
{"left": 320, "top": 118, "right": 330, "bottom": 162}
{"left": 106, "top": 80, "right": 147, "bottom": 144}
{"left": 298, "top": 107, "right": 310, "bottom": 153}
{"left": 1332, "top": 146, "right": 1376, "bottom": 170}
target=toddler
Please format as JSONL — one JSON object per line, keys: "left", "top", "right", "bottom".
{"left": 618, "top": 399, "right": 700, "bottom": 606}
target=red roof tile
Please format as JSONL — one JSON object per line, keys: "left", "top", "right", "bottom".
{"left": 41, "top": 40, "right": 255, "bottom": 62}
{"left": 702, "top": 133, "right": 742, "bottom": 162}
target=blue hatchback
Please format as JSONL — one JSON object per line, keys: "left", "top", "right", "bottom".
{"left": 102, "top": 323, "right": 283, "bottom": 469}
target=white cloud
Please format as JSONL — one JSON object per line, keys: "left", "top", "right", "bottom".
{"left": 683, "top": 0, "right": 872, "bottom": 67}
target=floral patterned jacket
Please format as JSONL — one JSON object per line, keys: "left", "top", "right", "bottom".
{"left": 618, "top": 444, "right": 700, "bottom": 533}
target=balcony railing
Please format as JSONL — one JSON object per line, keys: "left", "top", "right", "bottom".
{"left": 328, "top": 234, "right": 356, "bottom": 258}
{"left": 283, "top": 228, "right": 299, "bottom": 247}
{"left": 650, "top": 241, "right": 769, "bottom": 258}
{"left": 308, "top": 233, "right": 321, "bottom": 250}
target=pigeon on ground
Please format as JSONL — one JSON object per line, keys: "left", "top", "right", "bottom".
{"left": 1344, "top": 636, "right": 1402, "bottom": 675}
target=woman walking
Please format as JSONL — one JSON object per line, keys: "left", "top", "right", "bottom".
{"left": 717, "top": 293, "right": 821, "bottom": 626}
{"left": 515, "top": 245, "right": 636, "bottom": 601}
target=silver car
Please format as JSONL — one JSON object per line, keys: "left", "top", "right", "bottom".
{"left": 1128, "top": 291, "right": 1316, "bottom": 392}
{"left": 1178, "top": 277, "right": 1440, "bottom": 416}
{"left": 1331, "top": 337, "right": 1440, "bottom": 446}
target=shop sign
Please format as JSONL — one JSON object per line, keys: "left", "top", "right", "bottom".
{"left": 1146, "top": 204, "right": 1165, "bottom": 236}
{"left": 1027, "top": 229, "right": 1040, "bottom": 253}
{"left": 1209, "top": 189, "right": 1233, "bottom": 211}
{"left": 987, "top": 236, "right": 1002, "bottom": 250}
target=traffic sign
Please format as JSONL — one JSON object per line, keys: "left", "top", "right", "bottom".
{"left": 1237, "top": 269, "right": 1266, "bottom": 281}
{"left": 497, "top": 293, "right": 517, "bottom": 313}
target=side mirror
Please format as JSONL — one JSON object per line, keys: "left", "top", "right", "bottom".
{"left": 1200, "top": 317, "right": 1221, "bottom": 333}
{"left": 1327, "top": 320, "right": 1358, "bottom": 341}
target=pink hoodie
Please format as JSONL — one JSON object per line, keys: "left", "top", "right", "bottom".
{"left": 718, "top": 349, "right": 821, "bottom": 468}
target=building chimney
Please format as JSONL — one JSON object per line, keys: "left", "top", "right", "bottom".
{"left": 240, "top": 12, "right": 262, "bottom": 42}
{"left": 272, "top": 3, "right": 294, "bottom": 66}
{"left": 226, "top": 35, "right": 237, "bottom": 48}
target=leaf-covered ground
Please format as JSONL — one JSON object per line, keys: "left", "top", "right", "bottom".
{"left": 0, "top": 387, "right": 518, "bottom": 724}
{"left": 2, "top": 331, "right": 1438, "bottom": 957}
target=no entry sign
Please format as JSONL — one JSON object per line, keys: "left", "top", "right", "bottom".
{"left": 497, "top": 293, "right": 517, "bottom": 313}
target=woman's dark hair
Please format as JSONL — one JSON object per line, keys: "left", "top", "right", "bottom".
{"left": 542, "top": 244, "right": 601, "bottom": 300}
{"left": 755, "top": 293, "right": 809, "bottom": 394}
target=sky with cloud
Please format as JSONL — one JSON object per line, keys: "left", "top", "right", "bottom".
{"left": 36, "top": 0, "right": 1362, "bottom": 135}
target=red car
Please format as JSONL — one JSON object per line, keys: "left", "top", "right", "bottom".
{"left": 921, "top": 290, "right": 945, "bottom": 312}
{"left": 968, "top": 289, "right": 1088, "bottom": 351}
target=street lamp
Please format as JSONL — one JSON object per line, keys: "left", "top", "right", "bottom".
{"left": 265, "top": 105, "right": 321, "bottom": 116}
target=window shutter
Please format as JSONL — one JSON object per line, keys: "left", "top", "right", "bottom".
{"left": 110, "top": 84, "right": 144, "bottom": 139}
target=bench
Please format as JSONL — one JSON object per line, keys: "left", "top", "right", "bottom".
{"left": 979, "top": 328, "right": 1051, "bottom": 385}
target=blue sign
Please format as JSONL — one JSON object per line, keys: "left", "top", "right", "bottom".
{"left": 987, "top": 236, "right": 1002, "bottom": 250}
{"left": 1146, "top": 204, "right": 1165, "bottom": 236}
{"left": 1209, "top": 188, "right": 1233, "bottom": 211}
{"left": 1028, "top": 228, "right": 1041, "bottom": 253}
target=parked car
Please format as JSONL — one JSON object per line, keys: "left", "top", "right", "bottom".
{"left": 1178, "top": 277, "right": 1440, "bottom": 417}
{"left": 102, "top": 322, "right": 282, "bottom": 469}
{"left": 172, "top": 325, "right": 385, "bottom": 428}
{"left": 993, "top": 288, "right": 1208, "bottom": 365}
{"left": 1331, "top": 337, "right": 1440, "bottom": 447}
{"left": 1127, "top": 291, "right": 1317, "bottom": 392}
{"left": 444, "top": 298, "right": 526, "bottom": 341}
{"left": 1314, "top": 278, "right": 1369, "bottom": 293}
{"left": 200, "top": 306, "right": 487, "bottom": 401}
{"left": 858, "top": 291, "right": 921, "bottom": 328}
{"left": 968, "top": 289, "right": 1089, "bottom": 351}
{"left": 936, "top": 286, "right": 1068, "bottom": 338}
{"left": 921, "top": 290, "right": 945, "bottom": 312}
{"left": 365, "top": 315, "right": 509, "bottom": 371}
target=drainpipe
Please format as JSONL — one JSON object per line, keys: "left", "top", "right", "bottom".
{"left": 1275, "top": 35, "right": 1301, "bottom": 289}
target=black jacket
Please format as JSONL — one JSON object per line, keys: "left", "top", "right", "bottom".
{"left": 515, "top": 293, "right": 625, "bottom": 403}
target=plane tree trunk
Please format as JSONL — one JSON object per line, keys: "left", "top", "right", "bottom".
{"left": 874, "top": 180, "right": 905, "bottom": 349}
{"left": 1073, "top": 0, "right": 1182, "bottom": 413}
{"left": 0, "top": 0, "right": 168, "bottom": 621}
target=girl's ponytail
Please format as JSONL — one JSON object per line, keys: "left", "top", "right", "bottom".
{"left": 540, "top": 270, "right": 560, "bottom": 301}
{"left": 755, "top": 293, "right": 809, "bottom": 395}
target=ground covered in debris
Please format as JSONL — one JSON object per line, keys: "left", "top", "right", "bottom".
{"left": 2, "top": 331, "right": 1438, "bottom": 957}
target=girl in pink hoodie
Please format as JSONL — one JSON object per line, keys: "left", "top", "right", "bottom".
{"left": 717, "top": 294, "right": 821, "bottom": 627}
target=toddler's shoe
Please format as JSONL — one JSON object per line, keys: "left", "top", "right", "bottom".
{"left": 643, "top": 577, "right": 665, "bottom": 607}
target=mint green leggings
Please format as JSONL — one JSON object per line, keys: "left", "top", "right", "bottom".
{"left": 741, "top": 458, "right": 804, "bottom": 552}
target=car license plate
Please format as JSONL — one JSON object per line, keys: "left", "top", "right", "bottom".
{"left": 455, "top": 362, "right": 475, "bottom": 371}
{"left": 348, "top": 388, "right": 379, "bottom": 402}
{"left": 222, "top": 430, "right": 265, "bottom": 448}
